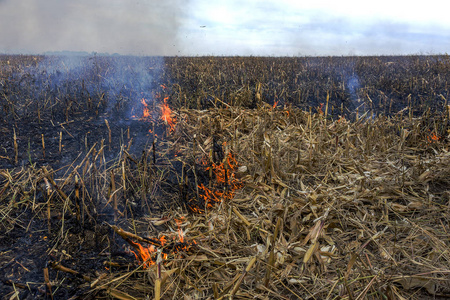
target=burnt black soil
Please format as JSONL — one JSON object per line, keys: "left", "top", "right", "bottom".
{"left": 0, "top": 113, "right": 178, "bottom": 299}
{"left": 0, "top": 114, "right": 157, "bottom": 170}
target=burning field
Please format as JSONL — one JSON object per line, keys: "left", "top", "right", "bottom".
{"left": 0, "top": 55, "right": 449, "bottom": 299}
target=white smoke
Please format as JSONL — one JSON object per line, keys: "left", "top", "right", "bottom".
{"left": 0, "top": 0, "right": 188, "bottom": 55}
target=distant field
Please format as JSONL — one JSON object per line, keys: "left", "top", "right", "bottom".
{"left": 1, "top": 54, "right": 449, "bottom": 119}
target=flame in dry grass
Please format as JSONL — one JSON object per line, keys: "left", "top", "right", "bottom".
{"left": 317, "top": 103, "right": 324, "bottom": 115}
{"left": 130, "top": 237, "right": 166, "bottom": 269}
{"left": 130, "top": 219, "right": 195, "bottom": 269}
{"left": 131, "top": 94, "right": 177, "bottom": 134}
{"left": 175, "top": 218, "right": 184, "bottom": 243}
{"left": 131, "top": 98, "right": 151, "bottom": 120}
{"left": 141, "top": 98, "right": 150, "bottom": 119}
{"left": 427, "top": 131, "right": 440, "bottom": 144}
{"left": 192, "top": 147, "right": 243, "bottom": 213}
{"left": 160, "top": 96, "right": 176, "bottom": 133}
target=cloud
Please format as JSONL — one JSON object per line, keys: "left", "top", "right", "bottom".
{"left": 177, "top": 0, "right": 450, "bottom": 56}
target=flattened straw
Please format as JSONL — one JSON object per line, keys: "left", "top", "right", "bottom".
{"left": 59, "top": 131, "right": 62, "bottom": 154}
{"left": 74, "top": 174, "right": 81, "bottom": 222}
{"left": 230, "top": 256, "right": 257, "bottom": 296}
{"left": 355, "top": 274, "right": 378, "bottom": 300}
{"left": 152, "top": 139, "right": 156, "bottom": 165}
{"left": 41, "top": 134, "right": 45, "bottom": 158}
{"left": 13, "top": 128, "right": 18, "bottom": 165}
{"left": 121, "top": 160, "right": 126, "bottom": 192}
{"left": 192, "top": 137, "right": 200, "bottom": 204}
{"left": 43, "top": 267, "right": 53, "bottom": 300}
{"left": 110, "top": 170, "right": 117, "bottom": 222}
{"left": 155, "top": 252, "right": 165, "bottom": 300}
{"left": 264, "top": 217, "right": 282, "bottom": 287}
{"left": 51, "top": 262, "right": 92, "bottom": 282}
{"left": 104, "top": 119, "right": 111, "bottom": 150}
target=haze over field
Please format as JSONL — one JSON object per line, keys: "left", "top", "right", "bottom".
{"left": 0, "top": 0, "right": 449, "bottom": 56}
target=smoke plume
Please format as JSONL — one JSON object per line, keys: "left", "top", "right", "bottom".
{"left": 0, "top": 0, "right": 188, "bottom": 55}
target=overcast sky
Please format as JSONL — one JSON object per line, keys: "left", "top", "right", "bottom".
{"left": 1, "top": 0, "right": 449, "bottom": 56}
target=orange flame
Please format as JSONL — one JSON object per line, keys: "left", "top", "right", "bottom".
{"left": 131, "top": 242, "right": 157, "bottom": 269}
{"left": 141, "top": 98, "right": 150, "bottom": 119}
{"left": 160, "top": 97, "right": 176, "bottom": 133}
{"left": 192, "top": 147, "right": 243, "bottom": 213}
{"left": 130, "top": 220, "right": 195, "bottom": 269}
{"left": 175, "top": 218, "right": 184, "bottom": 243}
{"left": 318, "top": 103, "right": 324, "bottom": 115}
{"left": 427, "top": 132, "right": 440, "bottom": 144}
{"left": 132, "top": 95, "right": 177, "bottom": 134}
{"left": 131, "top": 98, "right": 151, "bottom": 120}
{"left": 272, "top": 100, "right": 278, "bottom": 109}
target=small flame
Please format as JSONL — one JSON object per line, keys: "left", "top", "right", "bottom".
{"left": 427, "top": 132, "right": 440, "bottom": 144}
{"left": 141, "top": 98, "right": 150, "bottom": 119}
{"left": 192, "top": 147, "right": 243, "bottom": 213}
{"left": 132, "top": 94, "right": 177, "bottom": 134}
{"left": 318, "top": 103, "right": 324, "bottom": 115}
{"left": 131, "top": 242, "right": 157, "bottom": 269}
{"left": 160, "top": 97, "right": 176, "bottom": 133}
{"left": 175, "top": 218, "right": 184, "bottom": 243}
{"left": 130, "top": 220, "right": 194, "bottom": 269}
{"left": 273, "top": 100, "right": 278, "bottom": 109}
{"left": 131, "top": 98, "right": 151, "bottom": 120}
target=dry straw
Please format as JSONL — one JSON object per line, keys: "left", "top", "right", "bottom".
{"left": 1, "top": 104, "right": 449, "bottom": 299}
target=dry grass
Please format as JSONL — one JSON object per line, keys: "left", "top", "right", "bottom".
{"left": 154, "top": 105, "right": 449, "bottom": 299}
{"left": 2, "top": 103, "right": 449, "bottom": 299}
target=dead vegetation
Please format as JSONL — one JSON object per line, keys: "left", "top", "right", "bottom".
{"left": 1, "top": 102, "right": 449, "bottom": 299}
{"left": 0, "top": 55, "right": 449, "bottom": 299}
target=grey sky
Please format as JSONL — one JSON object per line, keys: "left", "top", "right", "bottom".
{"left": 1, "top": 0, "right": 449, "bottom": 56}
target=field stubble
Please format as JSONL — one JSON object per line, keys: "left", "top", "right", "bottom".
{"left": 0, "top": 55, "right": 449, "bottom": 299}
